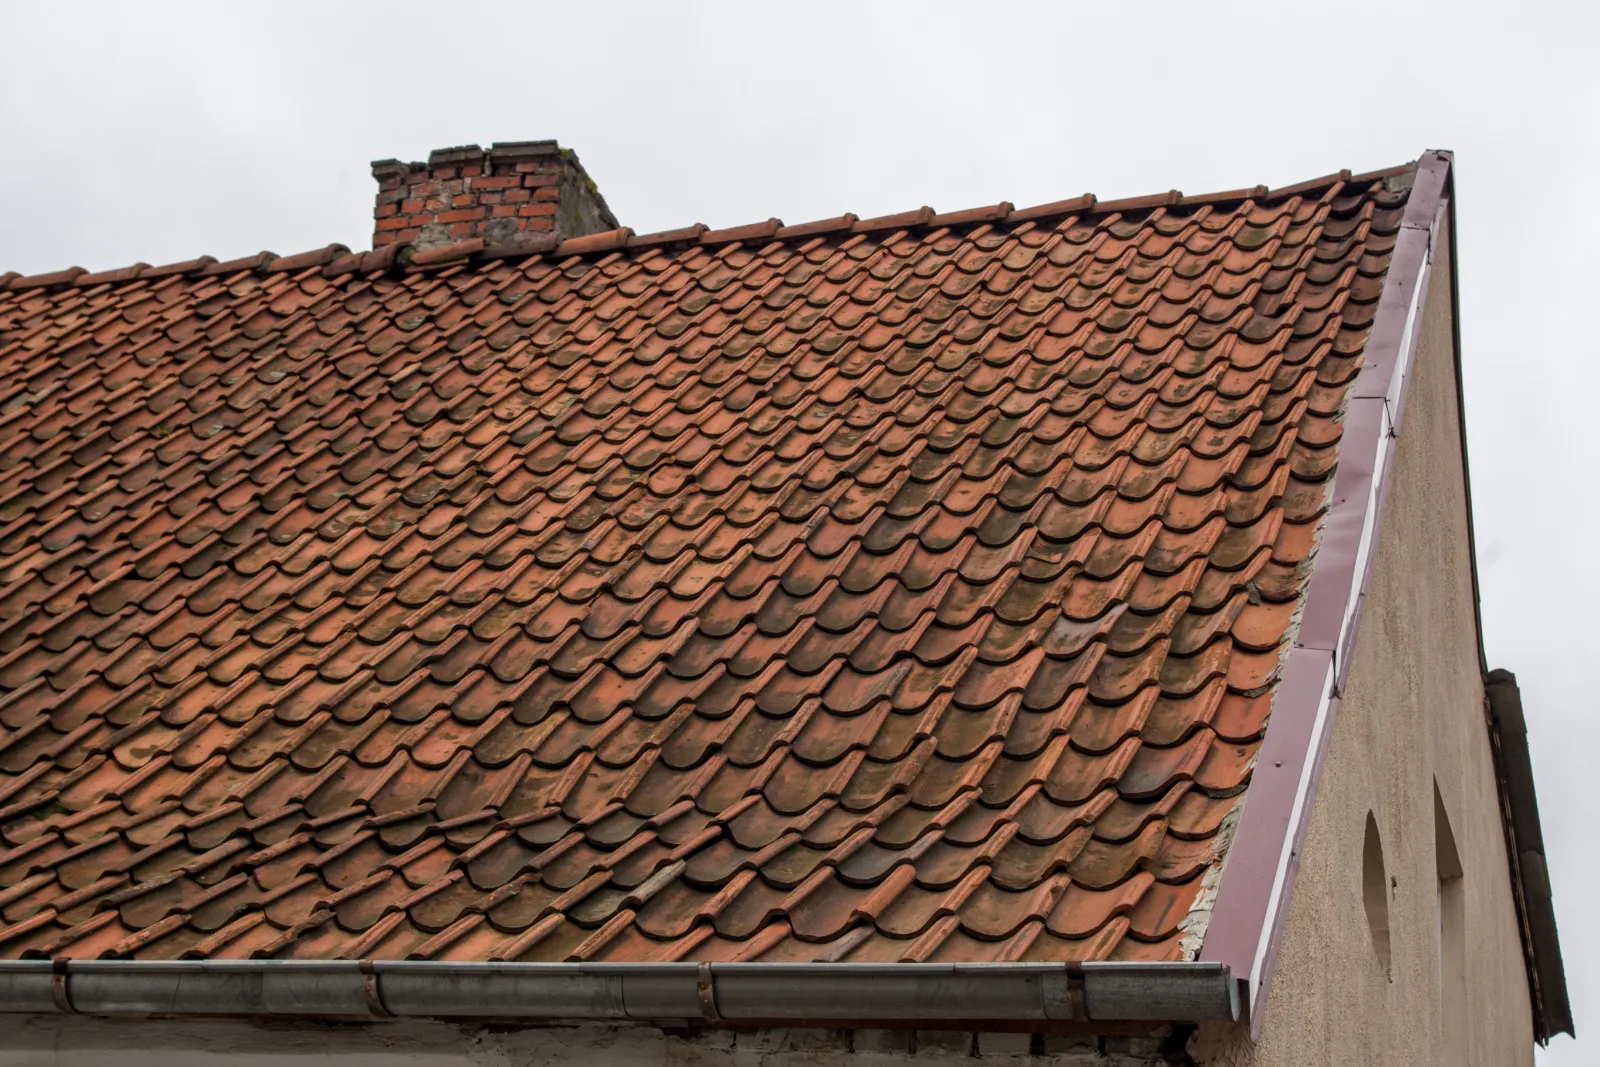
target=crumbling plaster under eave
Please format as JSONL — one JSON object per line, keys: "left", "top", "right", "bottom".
{"left": 0, "top": 1015, "right": 1194, "bottom": 1067}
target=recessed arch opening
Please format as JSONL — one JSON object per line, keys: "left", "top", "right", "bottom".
{"left": 1436, "top": 782, "right": 1466, "bottom": 1060}
{"left": 1363, "top": 812, "right": 1392, "bottom": 979}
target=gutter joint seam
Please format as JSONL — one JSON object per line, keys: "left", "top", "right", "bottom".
{"left": 695, "top": 962, "right": 722, "bottom": 1022}
{"left": 359, "top": 960, "right": 391, "bottom": 1018}
{"left": 49, "top": 958, "right": 75, "bottom": 1015}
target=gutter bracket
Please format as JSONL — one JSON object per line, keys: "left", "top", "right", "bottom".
{"left": 695, "top": 962, "right": 722, "bottom": 1023}
{"left": 1068, "top": 969, "right": 1087, "bottom": 1021}
{"left": 49, "top": 959, "right": 74, "bottom": 1015}
{"left": 358, "top": 960, "right": 390, "bottom": 1018}
{"left": 1040, "top": 965, "right": 1080, "bottom": 1021}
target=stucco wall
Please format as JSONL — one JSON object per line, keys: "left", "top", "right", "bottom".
{"left": 1191, "top": 226, "right": 1535, "bottom": 1065}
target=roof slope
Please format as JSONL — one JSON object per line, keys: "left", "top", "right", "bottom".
{"left": 0, "top": 169, "right": 1412, "bottom": 964}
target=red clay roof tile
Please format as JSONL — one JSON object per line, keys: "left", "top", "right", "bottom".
{"left": 0, "top": 161, "right": 1415, "bottom": 964}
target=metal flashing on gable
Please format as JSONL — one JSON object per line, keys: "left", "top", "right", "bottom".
{"left": 1198, "top": 150, "right": 1454, "bottom": 1035}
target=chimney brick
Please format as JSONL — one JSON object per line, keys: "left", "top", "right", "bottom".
{"left": 367, "top": 141, "right": 618, "bottom": 251}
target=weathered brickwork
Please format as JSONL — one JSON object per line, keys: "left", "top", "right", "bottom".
{"left": 371, "top": 141, "right": 617, "bottom": 251}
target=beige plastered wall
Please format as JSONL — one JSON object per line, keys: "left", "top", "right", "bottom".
{"left": 1191, "top": 225, "right": 1535, "bottom": 1065}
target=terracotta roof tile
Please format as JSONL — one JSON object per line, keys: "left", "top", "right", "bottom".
{"left": 0, "top": 162, "right": 1416, "bottom": 964}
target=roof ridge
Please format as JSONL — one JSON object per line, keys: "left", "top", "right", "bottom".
{"left": 0, "top": 161, "right": 1415, "bottom": 293}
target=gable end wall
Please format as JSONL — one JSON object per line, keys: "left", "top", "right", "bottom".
{"left": 1192, "top": 225, "right": 1534, "bottom": 1066}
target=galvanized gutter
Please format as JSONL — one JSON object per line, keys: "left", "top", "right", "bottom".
{"left": 0, "top": 960, "right": 1237, "bottom": 1026}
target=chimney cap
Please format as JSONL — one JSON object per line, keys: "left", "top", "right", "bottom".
{"left": 489, "top": 140, "right": 562, "bottom": 165}
{"left": 426, "top": 144, "right": 487, "bottom": 167}
{"left": 370, "top": 158, "right": 412, "bottom": 180}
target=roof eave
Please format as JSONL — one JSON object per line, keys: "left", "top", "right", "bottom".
{"left": 0, "top": 959, "right": 1238, "bottom": 1028}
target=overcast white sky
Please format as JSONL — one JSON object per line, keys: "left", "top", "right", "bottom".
{"left": 1, "top": 0, "right": 1594, "bottom": 1056}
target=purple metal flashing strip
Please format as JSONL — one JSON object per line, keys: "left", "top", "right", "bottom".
{"left": 1199, "top": 151, "right": 1454, "bottom": 1037}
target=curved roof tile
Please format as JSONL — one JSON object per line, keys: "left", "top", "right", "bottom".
{"left": 0, "top": 162, "right": 1416, "bottom": 966}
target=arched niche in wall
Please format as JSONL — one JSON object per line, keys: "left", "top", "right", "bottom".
{"left": 1436, "top": 782, "right": 1466, "bottom": 1061}
{"left": 1363, "top": 812, "right": 1392, "bottom": 979}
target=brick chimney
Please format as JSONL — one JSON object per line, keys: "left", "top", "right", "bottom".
{"left": 369, "top": 141, "right": 618, "bottom": 251}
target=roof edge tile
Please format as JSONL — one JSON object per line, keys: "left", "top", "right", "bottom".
{"left": 141, "top": 256, "right": 218, "bottom": 280}
{"left": 775, "top": 214, "right": 857, "bottom": 240}
{"left": 410, "top": 239, "right": 485, "bottom": 268}
{"left": 1009, "top": 195, "right": 1096, "bottom": 223}
{"left": 852, "top": 206, "right": 934, "bottom": 233}
{"left": 479, "top": 233, "right": 562, "bottom": 261}
{"left": 557, "top": 228, "right": 635, "bottom": 257}
{"left": 203, "top": 252, "right": 276, "bottom": 275}
{"left": 629, "top": 224, "right": 709, "bottom": 248}
{"left": 1267, "top": 169, "right": 1354, "bottom": 200}
{"left": 929, "top": 203, "right": 1014, "bottom": 228}
{"left": 7, "top": 266, "right": 86, "bottom": 291}
{"left": 266, "top": 244, "right": 350, "bottom": 273}
{"left": 75, "top": 264, "right": 151, "bottom": 287}
{"left": 1094, "top": 190, "right": 1181, "bottom": 215}
{"left": 700, "top": 219, "right": 782, "bottom": 245}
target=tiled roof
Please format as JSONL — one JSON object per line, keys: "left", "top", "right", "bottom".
{"left": 0, "top": 164, "right": 1414, "bottom": 965}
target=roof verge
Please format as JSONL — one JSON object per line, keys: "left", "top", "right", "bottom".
{"left": 1198, "top": 150, "right": 1454, "bottom": 1035}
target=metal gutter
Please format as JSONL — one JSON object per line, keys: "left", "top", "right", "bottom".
{"left": 0, "top": 960, "right": 1237, "bottom": 1025}
{"left": 1199, "top": 151, "right": 1454, "bottom": 1036}
{"left": 1484, "top": 670, "right": 1574, "bottom": 1043}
